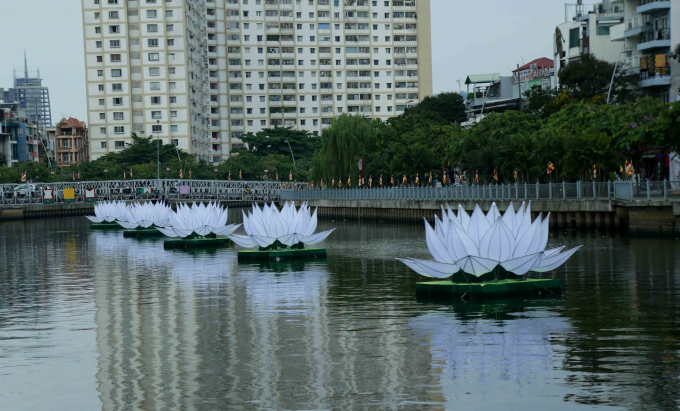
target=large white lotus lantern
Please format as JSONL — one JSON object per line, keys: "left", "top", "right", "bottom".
{"left": 85, "top": 201, "right": 129, "bottom": 224}
{"left": 230, "top": 202, "right": 335, "bottom": 250}
{"left": 117, "top": 201, "right": 172, "bottom": 229}
{"left": 398, "top": 201, "right": 581, "bottom": 280}
{"left": 157, "top": 202, "right": 241, "bottom": 238}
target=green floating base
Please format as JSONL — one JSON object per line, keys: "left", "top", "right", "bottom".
{"left": 238, "top": 248, "right": 326, "bottom": 262}
{"left": 123, "top": 228, "right": 163, "bottom": 238}
{"left": 416, "top": 278, "right": 562, "bottom": 300}
{"left": 163, "top": 237, "right": 232, "bottom": 249}
{"left": 90, "top": 223, "right": 123, "bottom": 229}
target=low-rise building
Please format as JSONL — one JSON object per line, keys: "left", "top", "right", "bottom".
{"left": 53, "top": 118, "right": 89, "bottom": 166}
{"left": 554, "top": 1, "right": 625, "bottom": 84}
{"left": 0, "top": 101, "right": 42, "bottom": 166}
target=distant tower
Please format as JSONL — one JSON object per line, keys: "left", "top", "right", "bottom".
{"left": 13, "top": 51, "right": 52, "bottom": 129}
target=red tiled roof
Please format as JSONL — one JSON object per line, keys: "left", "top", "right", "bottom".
{"left": 512, "top": 58, "right": 554, "bottom": 72}
{"left": 58, "top": 117, "right": 86, "bottom": 129}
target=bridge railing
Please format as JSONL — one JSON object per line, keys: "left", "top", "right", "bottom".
{"left": 0, "top": 179, "right": 282, "bottom": 205}
{"left": 280, "top": 181, "right": 680, "bottom": 202}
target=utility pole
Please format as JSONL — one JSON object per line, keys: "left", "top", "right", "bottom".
{"left": 517, "top": 64, "right": 522, "bottom": 109}
{"left": 156, "top": 119, "right": 160, "bottom": 180}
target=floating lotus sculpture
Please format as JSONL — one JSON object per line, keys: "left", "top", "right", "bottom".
{"left": 157, "top": 202, "right": 240, "bottom": 238}
{"left": 86, "top": 201, "right": 129, "bottom": 225}
{"left": 118, "top": 201, "right": 172, "bottom": 229}
{"left": 230, "top": 202, "right": 335, "bottom": 250}
{"left": 399, "top": 202, "right": 581, "bottom": 280}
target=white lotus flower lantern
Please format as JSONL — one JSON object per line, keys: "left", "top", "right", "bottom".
{"left": 230, "top": 202, "right": 335, "bottom": 250}
{"left": 85, "top": 201, "right": 129, "bottom": 224}
{"left": 117, "top": 201, "right": 172, "bottom": 229}
{"left": 399, "top": 201, "right": 581, "bottom": 280}
{"left": 157, "top": 202, "right": 241, "bottom": 238}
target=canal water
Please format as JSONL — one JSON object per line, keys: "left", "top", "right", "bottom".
{"left": 0, "top": 209, "right": 678, "bottom": 410}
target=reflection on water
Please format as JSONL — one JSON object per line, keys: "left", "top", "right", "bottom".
{"left": 0, "top": 212, "right": 678, "bottom": 409}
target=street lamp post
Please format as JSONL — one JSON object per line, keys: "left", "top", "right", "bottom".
{"left": 284, "top": 138, "right": 296, "bottom": 170}
{"left": 156, "top": 120, "right": 160, "bottom": 181}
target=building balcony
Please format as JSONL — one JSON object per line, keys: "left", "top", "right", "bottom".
{"left": 637, "top": 0, "right": 670, "bottom": 14}
{"left": 638, "top": 67, "right": 671, "bottom": 88}
{"left": 638, "top": 28, "right": 671, "bottom": 51}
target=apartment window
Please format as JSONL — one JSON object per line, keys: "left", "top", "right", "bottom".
{"left": 168, "top": 68, "right": 175, "bottom": 74}
{"left": 100, "top": 141, "right": 107, "bottom": 148}
{"left": 111, "top": 69, "right": 122, "bottom": 77}
{"left": 167, "top": 39, "right": 174, "bottom": 46}
{"left": 171, "top": 125, "right": 178, "bottom": 132}
{"left": 109, "top": 10, "right": 119, "bottom": 19}
{"left": 97, "top": 56, "right": 103, "bottom": 63}
{"left": 148, "top": 39, "right": 159, "bottom": 47}
{"left": 113, "top": 112, "right": 124, "bottom": 120}
{"left": 152, "top": 111, "right": 162, "bottom": 119}
{"left": 95, "top": 27, "right": 101, "bottom": 34}
{"left": 569, "top": 28, "right": 579, "bottom": 49}
{"left": 113, "top": 97, "right": 123, "bottom": 105}
{"left": 99, "top": 99, "right": 105, "bottom": 106}
{"left": 94, "top": 12, "right": 100, "bottom": 19}
{"left": 130, "top": 39, "right": 139, "bottom": 45}
{"left": 165, "top": 10, "right": 173, "bottom": 18}
{"left": 147, "top": 24, "right": 158, "bottom": 32}
{"left": 109, "top": 25, "right": 120, "bottom": 33}
{"left": 115, "top": 140, "right": 126, "bottom": 149}
{"left": 152, "top": 125, "right": 162, "bottom": 132}
{"left": 171, "top": 110, "right": 177, "bottom": 117}
{"left": 151, "top": 96, "right": 161, "bottom": 104}
{"left": 98, "top": 84, "right": 105, "bottom": 91}
{"left": 150, "top": 82, "right": 161, "bottom": 90}
{"left": 97, "top": 70, "right": 104, "bottom": 77}
{"left": 150, "top": 67, "right": 160, "bottom": 76}
{"left": 170, "top": 96, "right": 177, "bottom": 103}
{"left": 95, "top": 41, "right": 102, "bottom": 48}
{"left": 147, "top": 10, "right": 157, "bottom": 18}
{"left": 99, "top": 113, "right": 106, "bottom": 120}
{"left": 171, "top": 139, "right": 178, "bottom": 146}
{"left": 168, "top": 53, "right": 175, "bottom": 61}
{"left": 169, "top": 82, "right": 176, "bottom": 90}
{"left": 149, "top": 53, "right": 160, "bottom": 61}
{"left": 110, "top": 40, "right": 120, "bottom": 48}
{"left": 110, "top": 54, "right": 121, "bottom": 62}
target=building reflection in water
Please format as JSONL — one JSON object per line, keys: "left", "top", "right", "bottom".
{"left": 90, "top": 232, "right": 441, "bottom": 409}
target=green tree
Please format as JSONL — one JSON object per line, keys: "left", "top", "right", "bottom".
{"left": 405, "top": 92, "right": 467, "bottom": 125}
{"left": 559, "top": 54, "right": 636, "bottom": 102}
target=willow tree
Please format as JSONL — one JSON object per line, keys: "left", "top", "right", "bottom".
{"left": 310, "top": 114, "right": 378, "bottom": 185}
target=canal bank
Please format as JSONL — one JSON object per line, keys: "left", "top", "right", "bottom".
{"left": 2, "top": 199, "right": 679, "bottom": 235}
{"left": 305, "top": 199, "right": 680, "bottom": 235}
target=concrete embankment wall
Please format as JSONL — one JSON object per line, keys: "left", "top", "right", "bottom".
{"left": 2, "top": 199, "right": 679, "bottom": 235}
{"left": 306, "top": 199, "right": 680, "bottom": 235}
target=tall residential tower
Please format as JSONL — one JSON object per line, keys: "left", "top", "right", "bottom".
{"left": 81, "top": 0, "right": 432, "bottom": 162}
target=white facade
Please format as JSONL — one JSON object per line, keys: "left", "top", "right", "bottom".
{"left": 554, "top": 1, "right": 625, "bottom": 86}
{"left": 82, "top": 0, "right": 432, "bottom": 163}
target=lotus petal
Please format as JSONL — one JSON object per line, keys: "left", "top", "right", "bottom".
{"left": 212, "top": 223, "right": 241, "bottom": 236}
{"left": 516, "top": 201, "right": 532, "bottom": 240}
{"left": 279, "top": 233, "right": 303, "bottom": 246}
{"left": 500, "top": 252, "right": 544, "bottom": 276}
{"left": 539, "top": 213, "right": 550, "bottom": 252}
{"left": 514, "top": 213, "right": 540, "bottom": 257}
{"left": 86, "top": 216, "right": 105, "bottom": 223}
{"left": 230, "top": 234, "right": 257, "bottom": 248}
{"left": 173, "top": 228, "right": 194, "bottom": 238}
{"left": 479, "top": 218, "right": 515, "bottom": 262}
{"left": 544, "top": 246, "right": 565, "bottom": 258}
{"left": 424, "top": 218, "right": 455, "bottom": 264}
{"left": 446, "top": 221, "right": 480, "bottom": 260}
{"left": 486, "top": 202, "right": 501, "bottom": 225}
{"left": 157, "top": 227, "right": 179, "bottom": 238}
{"left": 532, "top": 246, "right": 582, "bottom": 272}
{"left": 301, "top": 229, "right": 336, "bottom": 245}
{"left": 467, "top": 204, "right": 492, "bottom": 247}
{"left": 303, "top": 208, "right": 319, "bottom": 237}
{"left": 458, "top": 204, "right": 471, "bottom": 231}
{"left": 251, "top": 235, "right": 276, "bottom": 248}
{"left": 118, "top": 220, "right": 139, "bottom": 229}
{"left": 397, "top": 258, "right": 435, "bottom": 278}
{"left": 455, "top": 256, "right": 499, "bottom": 277}
{"left": 406, "top": 258, "right": 460, "bottom": 279}
{"left": 502, "top": 202, "right": 516, "bottom": 236}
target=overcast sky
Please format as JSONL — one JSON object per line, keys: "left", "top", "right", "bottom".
{"left": 0, "top": 0, "right": 571, "bottom": 124}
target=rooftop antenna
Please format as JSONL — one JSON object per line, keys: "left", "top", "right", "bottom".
{"left": 24, "top": 49, "right": 28, "bottom": 79}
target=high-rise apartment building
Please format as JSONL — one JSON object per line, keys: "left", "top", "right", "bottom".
{"left": 3, "top": 53, "right": 53, "bottom": 130}
{"left": 81, "top": 0, "right": 432, "bottom": 162}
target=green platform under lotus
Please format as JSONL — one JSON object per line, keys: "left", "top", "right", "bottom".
{"left": 416, "top": 278, "right": 562, "bottom": 299}
{"left": 123, "top": 228, "right": 163, "bottom": 238}
{"left": 238, "top": 248, "right": 326, "bottom": 262}
{"left": 163, "top": 237, "right": 232, "bottom": 249}
{"left": 90, "top": 222, "right": 122, "bottom": 229}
